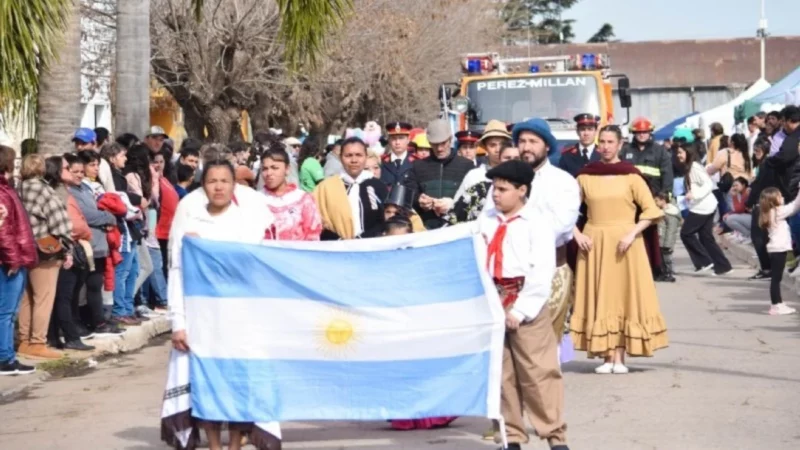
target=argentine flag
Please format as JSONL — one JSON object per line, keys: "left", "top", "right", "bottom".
{"left": 182, "top": 225, "right": 505, "bottom": 423}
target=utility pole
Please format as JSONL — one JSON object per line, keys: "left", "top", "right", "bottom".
{"left": 558, "top": 0, "right": 564, "bottom": 44}
{"left": 757, "top": 0, "right": 768, "bottom": 80}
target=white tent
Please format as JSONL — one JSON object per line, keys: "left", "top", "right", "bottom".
{"left": 684, "top": 78, "right": 771, "bottom": 135}
{"left": 786, "top": 86, "right": 800, "bottom": 106}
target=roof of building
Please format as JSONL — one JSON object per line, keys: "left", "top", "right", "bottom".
{"left": 500, "top": 36, "right": 800, "bottom": 89}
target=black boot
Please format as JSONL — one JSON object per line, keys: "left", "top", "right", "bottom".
{"left": 497, "top": 444, "right": 521, "bottom": 450}
{"left": 63, "top": 340, "right": 95, "bottom": 351}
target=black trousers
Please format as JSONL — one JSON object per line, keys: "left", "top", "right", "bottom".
{"left": 750, "top": 207, "right": 771, "bottom": 272}
{"left": 768, "top": 252, "right": 787, "bottom": 305}
{"left": 680, "top": 211, "right": 732, "bottom": 274}
{"left": 76, "top": 257, "right": 107, "bottom": 329}
{"left": 48, "top": 268, "right": 83, "bottom": 343}
{"left": 159, "top": 238, "right": 169, "bottom": 281}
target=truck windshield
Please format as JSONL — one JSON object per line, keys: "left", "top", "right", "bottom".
{"left": 465, "top": 75, "right": 601, "bottom": 126}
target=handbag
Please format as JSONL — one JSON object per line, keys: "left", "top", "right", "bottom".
{"left": 71, "top": 241, "right": 90, "bottom": 270}
{"left": 36, "top": 235, "right": 66, "bottom": 261}
{"left": 717, "top": 150, "right": 734, "bottom": 193}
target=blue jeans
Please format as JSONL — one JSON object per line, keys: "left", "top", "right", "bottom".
{"left": 788, "top": 214, "right": 800, "bottom": 252}
{"left": 0, "top": 268, "right": 27, "bottom": 363}
{"left": 142, "top": 246, "right": 167, "bottom": 306}
{"left": 112, "top": 249, "right": 140, "bottom": 318}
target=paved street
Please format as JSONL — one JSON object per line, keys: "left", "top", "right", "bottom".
{"left": 1, "top": 250, "right": 799, "bottom": 450}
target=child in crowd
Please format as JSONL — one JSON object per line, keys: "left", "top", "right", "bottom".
{"left": 386, "top": 213, "right": 456, "bottom": 431}
{"left": 723, "top": 177, "right": 751, "bottom": 243}
{"left": 384, "top": 184, "right": 425, "bottom": 232}
{"left": 382, "top": 215, "right": 413, "bottom": 236}
{"left": 758, "top": 187, "right": 800, "bottom": 315}
{"left": 654, "top": 192, "right": 680, "bottom": 282}
{"left": 478, "top": 160, "right": 568, "bottom": 449}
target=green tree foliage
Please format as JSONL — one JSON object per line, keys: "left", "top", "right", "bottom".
{"left": 501, "top": 0, "right": 579, "bottom": 44}
{"left": 0, "top": 1, "right": 71, "bottom": 106}
{"left": 588, "top": 23, "right": 616, "bottom": 43}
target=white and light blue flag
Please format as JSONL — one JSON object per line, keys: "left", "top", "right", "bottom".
{"left": 181, "top": 225, "right": 505, "bottom": 423}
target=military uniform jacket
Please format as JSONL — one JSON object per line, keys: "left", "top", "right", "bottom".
{"left": 380, "top": 153, "right": 416, "bottom": 187}
{"left": 619, "top": 141, "right": 674, "bottom": 195}
{"left": 558, "top": 144, "right": 601, "bottom": 178}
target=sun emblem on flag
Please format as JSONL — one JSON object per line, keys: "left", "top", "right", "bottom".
{"left": 325, "top": 319, "right": 353, "bottom": 345}
{"left": 317, "top": 307, "right": 361, "bottom": 357}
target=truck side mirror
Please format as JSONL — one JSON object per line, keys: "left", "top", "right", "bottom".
{"left": 618, "top": 77, "right": 632, "bottom": 109}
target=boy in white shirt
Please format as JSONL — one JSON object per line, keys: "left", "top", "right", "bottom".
{"left": 477, "top": 160, "right": 569, "bottom": 450}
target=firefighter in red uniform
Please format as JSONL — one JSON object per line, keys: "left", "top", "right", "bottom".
{"left": 558, "top": 113, "right": 602, "bottom": 178}
{"left": 619, "top": 117, "right": 674, "bottom": 198}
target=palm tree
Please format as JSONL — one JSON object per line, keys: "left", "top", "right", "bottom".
{"left": 191, "top": 0, "right": 352, "bottom": 67}
{"left": 0, "top": 0, "right": 72, "bottom": 135}
{"left": 36, "top": 0, "right": 82, "bottom": 154}
{"left": 115, "top": 0, "right": 151, "bottom": 138}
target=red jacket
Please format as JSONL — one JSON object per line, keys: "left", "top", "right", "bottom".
{"left": 730, "top": 190, "right": 750, "bottom": 214}
{"left": 97, "top": 193, "right": 127, "bottom": 291}
{"left": 0, "top": 175, "right": 38, "bottom": 269}
{"left": 97, "top": 193, "right": 128, "bottom": 216}
{"left": 156, "top": 177, "right": 178, "bottom": 240}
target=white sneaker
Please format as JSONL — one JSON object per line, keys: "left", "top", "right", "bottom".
{"left": 612, "top": 364, "right": 629, "bottom": 374}
{"left": 594, "top": 362, "right": 614, "bottom": 374}
{"left": 696, "top": 264, "right": 714, "bottom": 273}
{"left": 136, "top": 305, "right": 160, "bottom": 318}
{"left": 769, "top": 304, "right": 798, "bottom": 315}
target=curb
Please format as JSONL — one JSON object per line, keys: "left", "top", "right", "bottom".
{"left": 0, "top": 316, "right": 170, "bottom": 402}
{"left": 718, "top": 233, "right": 798, "bottom": 293}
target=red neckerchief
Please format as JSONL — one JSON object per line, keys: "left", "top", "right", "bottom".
{"left": 486, "top": 215, "right": 521, "bottom": 279}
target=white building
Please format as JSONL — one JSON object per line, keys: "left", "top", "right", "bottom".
{"left": 0, "top": 1, "right": 114, "bottom": 151}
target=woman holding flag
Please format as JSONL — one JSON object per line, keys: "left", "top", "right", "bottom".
{"left": 162, "top": 158, "right": 280, "bottom": 450}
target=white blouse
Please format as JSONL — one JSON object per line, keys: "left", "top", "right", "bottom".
{"left": 686, "top": 162, "right": 718, "bottom": 215}
{"left": 168, "top": 190, "right": 274, "bottom": 331}
{"left": 476, "top": 205, "right": 557, "bottom": 323}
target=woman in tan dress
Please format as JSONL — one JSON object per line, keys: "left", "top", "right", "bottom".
{"left": 570, "top": 125, "right": 668, "bottom": 375}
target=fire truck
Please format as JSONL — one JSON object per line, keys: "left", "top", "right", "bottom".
{"left": 439, "top": 52, "right": 632, "bottom": 164}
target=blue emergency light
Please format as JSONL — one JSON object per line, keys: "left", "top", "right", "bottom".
{"left": 582, "top": 53, "right": 595, "bottom": 70}
{"left": 529, "top": 65, "right": 540, "bottom": 73}
{"left": 466, "top": 59, "right": 482, "bottom": 74}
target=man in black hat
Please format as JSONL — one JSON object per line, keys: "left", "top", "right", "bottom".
{"left": 477, "top": 160, "right": 569, "bottom": 450}
{"left": 558, "top": 113, "right": 602, "bottom": 178}
{"left": 384, "top": 183, "right": 424, "bottom": 232}
{"left": 380, "top": 121, "right": 415, "bottom": 187}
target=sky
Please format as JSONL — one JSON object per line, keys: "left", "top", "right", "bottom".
{"left": 565, "top": 0, "right": 800, "bottom": 43}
